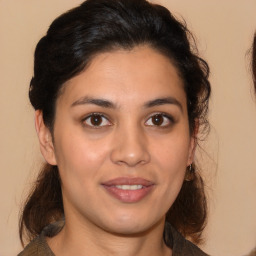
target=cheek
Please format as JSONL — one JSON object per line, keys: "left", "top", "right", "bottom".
{"left": 53, "top": 130, "right": 110, "bottom": 180}
{"left": 151, "top": 135, "right": 191, "bottom": 173}
{"left": 53, "top": 132, "right": 111, "bottom": 208}
{"left": 150, "top": 133, "right": 190, "bottom": 201}
{"left": 148, "top": 140, "right": 188, "bottom": 217}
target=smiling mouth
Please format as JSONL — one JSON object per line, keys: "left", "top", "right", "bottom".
{"left": 114, "top": 184, "right": 143, "bottom": 190}
{"left": 102, "top": 177, "right": 154, "bottom": 203}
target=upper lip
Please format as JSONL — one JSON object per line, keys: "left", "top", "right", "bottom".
{"left": 102, "top": 177, "right": 154, "bottom": 187}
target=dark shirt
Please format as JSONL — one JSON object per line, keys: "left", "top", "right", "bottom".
{"left": 18, "top": 221, "right": 208, "bottom": 256}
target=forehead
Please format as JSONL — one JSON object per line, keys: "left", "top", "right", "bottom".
{"left": 58, "top": 46, "right": 186, "bottom": 108}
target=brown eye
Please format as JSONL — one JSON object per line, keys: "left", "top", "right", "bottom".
{"left": 145, "top": 113, "right": 173, "bottom": 127}
{"left": 90, "top": 114, "right": 103, "bottom": 126}
{"left": 151, "top": 114, "right": 164, "bottom": 126}
{"left": 84, "top": 114, "right": 111, "bottom": 127}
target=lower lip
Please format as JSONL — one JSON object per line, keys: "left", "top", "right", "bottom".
{"left": 102, "top": 185, "right": 154, "bottom": 203}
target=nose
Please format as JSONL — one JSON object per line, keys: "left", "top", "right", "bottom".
{"left": 110, "top": 125, "right": 150, "bottom": 167}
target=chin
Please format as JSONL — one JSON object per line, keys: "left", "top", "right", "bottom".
{"left": 105, "top": 223, "right": 149, "bottom": 236}
{"left": 100, "top": 213, "right": 162, "bottom": 236}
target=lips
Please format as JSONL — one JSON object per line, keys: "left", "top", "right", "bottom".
{"left": 102, "top": 177, "right": 155, "bottom": 203}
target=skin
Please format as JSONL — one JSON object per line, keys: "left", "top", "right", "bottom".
{"left": 36, "top": 45, "right": 196, "bottom": 256}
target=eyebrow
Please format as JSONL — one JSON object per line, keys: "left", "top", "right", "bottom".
{"left": 144, "top": 97, "right": 183, "bottom": 112}
{"left": 71, "top": 96, "right": 116, "bottom": 108}
{"left": 71, "top": 96, "right": 183, "bottom": 112}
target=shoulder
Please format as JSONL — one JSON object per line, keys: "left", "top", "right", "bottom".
{"left": 17, "top": 235, "right": 54, "bottom": 256}
{"left": 18, "top": 220, "right": 64, "bottom": 256}
{"left": 165, "top": 223, "right": 209, "bottom": 256}
{"left": 18, "top": 237, "right": 39, "bottom": 256}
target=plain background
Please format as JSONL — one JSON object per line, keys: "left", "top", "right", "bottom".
{"left": 0, "top": 0, "right": 256, "bottom": 255}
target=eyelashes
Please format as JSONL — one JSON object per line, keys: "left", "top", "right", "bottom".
{"left": 82, "top": 112, "right": 175, "bottom": 129}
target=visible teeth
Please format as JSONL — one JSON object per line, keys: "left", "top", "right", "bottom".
{"left": 115, "top": 185, "right": 143, "bottom": 190}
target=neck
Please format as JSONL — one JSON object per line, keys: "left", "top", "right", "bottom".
{"left": 47, "top": 216, "right": 171, "bottom": 256}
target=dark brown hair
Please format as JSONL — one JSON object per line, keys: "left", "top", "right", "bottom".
{"left": 252, "top": 33, "right": 256, "bottom": 90}
{"left": 20, "top": 0, "right": 211, "bottom": 246}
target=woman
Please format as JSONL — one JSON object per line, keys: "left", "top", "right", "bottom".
{"left": 19, "top": 0, "right": 211, "bottom": 255}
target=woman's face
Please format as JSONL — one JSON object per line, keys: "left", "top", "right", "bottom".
{"left": 40, "top": 46, "right": 195, "bottom": 235}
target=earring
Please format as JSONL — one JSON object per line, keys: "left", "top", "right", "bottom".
{"left": 184, "top": 164, "right": 195, "bottom": 181}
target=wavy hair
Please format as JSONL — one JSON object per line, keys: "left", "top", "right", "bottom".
{"left": 252, "top": 33, "right": 256, "bottom": 90}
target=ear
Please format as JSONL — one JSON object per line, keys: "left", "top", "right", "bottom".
{"left": 35, "top": 110, "right": 57, "bottom": 165}
{"left": 187, "top": 120, "right": 199, "bottom": 165}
